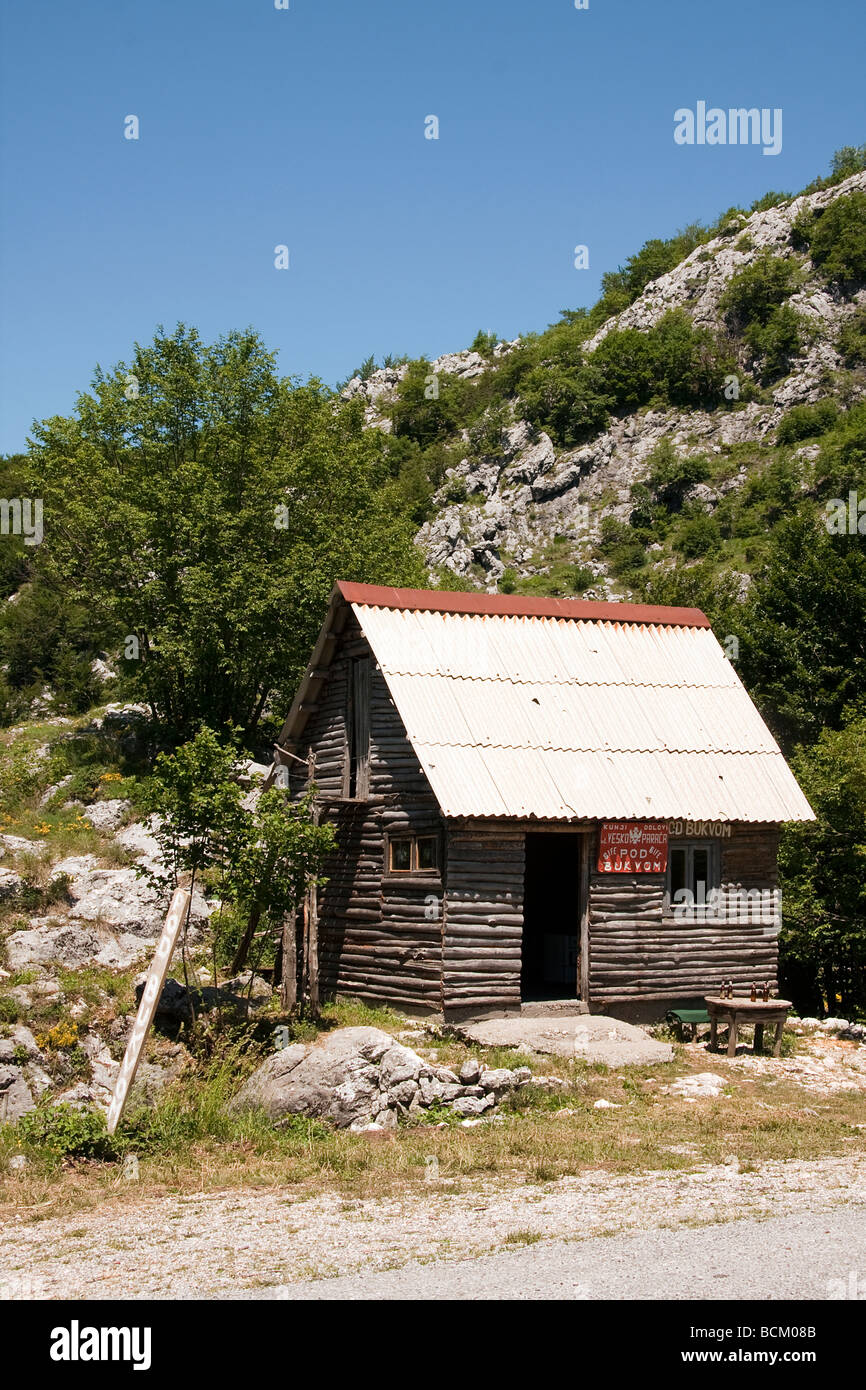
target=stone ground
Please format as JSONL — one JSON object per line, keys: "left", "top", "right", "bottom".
{"left": 459, "top": 1013, "right": 674, "bottom": 1065}
{"left": 244, "top": 1205, "right": 866, "bottom": 1302}
{"left": 2, "top": 1153, "right": 863, "bottom": 1300}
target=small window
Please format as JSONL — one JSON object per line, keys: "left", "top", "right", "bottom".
{"left": 665, "top": 841, "right": 721, "bottom": 919}
{"left": 416, "top": 836, "right": 438, "bottom": 871}
{"left": 387, "top": 834, "right": 439, "bottom": 875}
{"left": 389, "top": 839, "right": 412, "bottom": 873}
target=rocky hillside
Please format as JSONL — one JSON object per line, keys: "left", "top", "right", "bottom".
{"left": 343, "top": 168, "right": 866, "bottom": 599}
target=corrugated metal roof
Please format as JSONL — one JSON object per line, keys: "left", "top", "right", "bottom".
{"left": 351, "top": 602, "right": 815, "bottom": 824}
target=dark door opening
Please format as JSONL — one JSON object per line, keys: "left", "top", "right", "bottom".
{"left": 521, "top": 833, "right": 584, "bottom": 1002}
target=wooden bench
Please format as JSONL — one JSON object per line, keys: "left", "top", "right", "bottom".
{"left": 665, "top": 1007, "right": 711, "bottom": 1040}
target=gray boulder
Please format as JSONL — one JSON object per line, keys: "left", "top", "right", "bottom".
{"left": 51, "top": 853, "right": 209, "bottom": 938}
{"left": 0, "top": 1064, "right": 37, "bottom": 1122}
{"left": 479, "top": 1067, "right": 519, "bottom": 1097}
{"left": 5, "top": 920, "right": 151, "bottom": 972}
{"left": 230, "top": 1027, "right": 391, "bottom": 1129}
{"left": 0, "top": 867, "right": 22, "bottom": 900}
{"left": 82, "top": 799, "right": 131, "bottom": 833}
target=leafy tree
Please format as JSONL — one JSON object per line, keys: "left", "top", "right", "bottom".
{"left": 29, "top": 325, "right": 424, "bottom": 738}
{"left": 519, "top": 362, "right": 609, "bottom": 446}
{"left": 144, "top": 727, "right": 247, "bottom": 894}
{"left": 144, "top": 726, "right": 248, "bottom": 1001}
{"left": 779, "top": 714, "right": 866, "bottom": 1016}
{"left": 592, "top": 328, "right": 656, "bottom": 412}
{"left": 226, "top": 785, "right": 336, "bottom": 1010}
{"left": 738, "top": 513, "right": 866, "bottom": 750}
{"left": 469, "top": 330, "right": 498, "bottom": 357}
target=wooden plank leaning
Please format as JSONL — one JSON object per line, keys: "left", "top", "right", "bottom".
{"left": 106, "top": 885, "right": 191, "bottom": 1135}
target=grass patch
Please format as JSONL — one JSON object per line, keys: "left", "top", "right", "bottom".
{"left": 1, "top": 1036, "right": 864, "bottom": 1221}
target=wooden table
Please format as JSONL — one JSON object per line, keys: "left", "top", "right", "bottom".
{"left": 704, "top": 997, "right": 792, "bottom": 1058}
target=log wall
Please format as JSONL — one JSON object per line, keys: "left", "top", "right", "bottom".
{"left": 442, "top": 824, "right": 524, "bottom": 1018}
{"left": 292, "top": 617, "right": 444, "bottom": 1012}
{"left": 588, "top": 825, "right": 781, "bottom": 1005}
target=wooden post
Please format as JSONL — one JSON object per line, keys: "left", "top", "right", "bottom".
{"left": 578, "top": 831, "right": 591, "bottom": 1004}
{"left": 307, "top": 879, "right": 320, "bottom": 1017}
{"left": 107, "top": 886, "right": 190, "bottom": 1135}
{"left": 280, "top": 903, "right": 298, "bottom": 1012}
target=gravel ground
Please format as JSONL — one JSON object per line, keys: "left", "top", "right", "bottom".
{"left": 2, "top": 1153, "right": 864, "bottom": 1300}
{"left": 248, "top": 1205, "right": 866, "bottom": 1301}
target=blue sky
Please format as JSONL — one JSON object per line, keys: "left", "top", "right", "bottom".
{"left": 1, "top": 0, "right": 863, "bottom": 452}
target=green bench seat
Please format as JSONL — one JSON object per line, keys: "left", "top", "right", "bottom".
{"left": 666, "top": 1007, "right": 711, "bottom": 1039}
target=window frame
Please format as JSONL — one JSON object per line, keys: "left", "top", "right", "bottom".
{"left": 385, "top": 832, "right": 441, "bottom": 879}
{"left": 664, "top": 839, "right": 722, "bottom": 921}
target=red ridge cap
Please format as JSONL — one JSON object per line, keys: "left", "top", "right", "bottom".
{"left": 336, "top": 581, "right": 711, "bottom": 628}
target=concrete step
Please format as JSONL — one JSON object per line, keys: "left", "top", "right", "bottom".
{"left": 521, "top": 998, "right": 589, "bottom": 1017}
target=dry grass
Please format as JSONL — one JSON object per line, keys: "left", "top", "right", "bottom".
{"left": 2, "top": 1021, "right": 864, "bottom": 1223}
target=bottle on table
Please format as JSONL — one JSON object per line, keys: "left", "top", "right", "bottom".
{"left": 750, "top": 982, "right": 757, "bottom": 1001}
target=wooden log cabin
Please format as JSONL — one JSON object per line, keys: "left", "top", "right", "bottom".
{"left": 273, "top": 582, "right": 814, "bottom": 1021}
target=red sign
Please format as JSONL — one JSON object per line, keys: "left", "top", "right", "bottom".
{"left": 598, "top": 821, "right": 668, "bottom": 874}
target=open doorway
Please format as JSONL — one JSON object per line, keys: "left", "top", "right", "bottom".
{"left": 521, "top": 832, "right": 584, "bottom": 1002}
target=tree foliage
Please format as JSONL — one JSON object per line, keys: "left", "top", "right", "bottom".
{"left": 779, "top": 715, "right": 866, "bottom": 1015}
{"left": 29, "top": 326, "right": 424, "bottom": 737}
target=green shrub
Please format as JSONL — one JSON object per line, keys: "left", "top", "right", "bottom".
{"left": 597, "top": 516, "right": 646, "bottom": 577}
{"left": 838, "top": 307, "right": 866, "bottom": 365}
{"left": 777, "top": 400, "right": 840, "bottom": 445}
{"left": 519, "top": 363, "right": 609, "bottom": 446}
{"left": 674, "top": 513, "right": 722, "bottom": 558}
{"left": 645, "top": 439, "right": 710, "bottom": 510}
{"left": 592, "top": 329, "right": 656, "bottom": 412}
{"left": 14, "top": 1104, "right": 124, "bottom": 1161}
{"left": 793, "top": 191, "right": 866, "bottom": 292}
{"left": 647, "top": 310, "right": 734, "bottom": 407}
{"left": 443, "top": 477, "right": 468, "bottom": 504}
{"left": 0, "top": 581, "right": 109, "bottom": 708}
{"left": 0, "top": 741, "right": 50, "bottom": 816}
{"left": 745, "top": 305, "right": 806, "bottom": 380}
{"left": 720, "top": 252, "right": 800, "bottom": 331}
{"left": 591, "top": 225, "right": 708, "bottom": 326}
{"left": 467, "top": 402, "right": 510, "bottom": 457}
